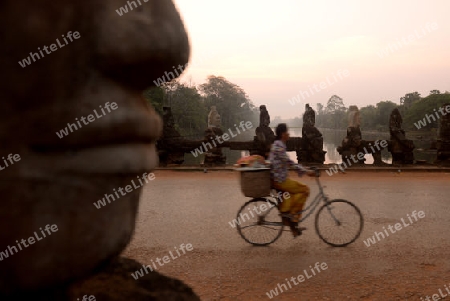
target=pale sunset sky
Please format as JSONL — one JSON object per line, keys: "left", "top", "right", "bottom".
{"left": 173, "top": 0, "right": 449, "bottom": 119}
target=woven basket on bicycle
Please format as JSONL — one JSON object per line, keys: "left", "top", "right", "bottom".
{"left": 238, "top": 167, "right": 271, "bottom": 198}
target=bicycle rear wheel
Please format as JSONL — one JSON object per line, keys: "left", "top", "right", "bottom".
{"left": 236, "top": 198, "right": 283, "bottom": 246}
{"left": 315, "top": 199, "right": 364, "bottom": 247}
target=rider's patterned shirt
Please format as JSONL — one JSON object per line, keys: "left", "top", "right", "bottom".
{"left": 269, "top": 140, "right": 307, "bottom": 183}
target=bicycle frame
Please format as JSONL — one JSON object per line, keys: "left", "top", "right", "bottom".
{"left": 237, "top": 168, "right": 363, "bottom": 247}
{"left": 262, "top": 172, "right": 330, "bottom": 225}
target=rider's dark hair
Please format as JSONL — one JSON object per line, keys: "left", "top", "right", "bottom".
{"left": 275, "top": 123, "right": 288, "bottom": 140}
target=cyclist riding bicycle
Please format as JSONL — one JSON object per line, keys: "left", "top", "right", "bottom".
{"left": 269, "top": 123, "right": 314, "bottom": 237}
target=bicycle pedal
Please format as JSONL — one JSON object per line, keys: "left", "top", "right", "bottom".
{"left": 293, "top": 230, "right": 303, "bottom": 238}
{"left": 279, "top": 213, "right": 292, "bottom": 218}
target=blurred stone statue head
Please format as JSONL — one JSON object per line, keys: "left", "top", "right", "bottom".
{"left": 0, "top": 0, "right": 189, "bottom": 294}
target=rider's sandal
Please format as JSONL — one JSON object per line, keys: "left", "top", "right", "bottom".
{"left": 280, "top": 214, "right": 307, "bottom": 237}
{"left": 291, "top": 226, "right": 302, "bottom": 238}
{"left": 289, "top": 221, "right": 306, "bottom": 238}
{"left": 281, "top": 216, "right": 291, "bottom": 226}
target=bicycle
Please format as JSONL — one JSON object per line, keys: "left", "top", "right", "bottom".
{"left": 236, "top": 167, "right": 364, "bottom": 247}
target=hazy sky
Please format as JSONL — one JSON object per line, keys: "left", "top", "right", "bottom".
{"left": 173, "top": 0, "right": 449, "bottom": 119}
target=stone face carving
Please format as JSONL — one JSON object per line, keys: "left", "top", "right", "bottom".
{"left": 0, "top": 0, "right": 193, "bottom": 297}
{"left": 208, "top": 106, "right": 221, "bottom": 128}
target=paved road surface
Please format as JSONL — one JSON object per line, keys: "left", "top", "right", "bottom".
{"left": 123, "top": 170, "right": 450, "bottom": 301}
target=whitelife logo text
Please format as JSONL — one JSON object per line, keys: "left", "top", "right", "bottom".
{"left": 18, "top": 31, "right": 81, "bottom": 68}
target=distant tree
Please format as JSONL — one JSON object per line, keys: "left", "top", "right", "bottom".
{"left": 144, "top": 81, "right": 208, "bottom": 137}
{"left": 430, "top": 90, "right": 441, "bottom": 95}
{"left": 199, "top": 75, "right": 258, "bottom": 131}
{"left": 372, "top": 101, "right": 397, "bottom": 131}
{"left": 400, "top": 92, "right": 421, "bottom": 109}
{"left": 326, "top": 95, "right": 346, "bottom": 113}
{"left": 144, "top": 86, "right": 165, "bottom": 116}
{"left": 360, "top": 105, "right": 377, "bottom": 129}
{"left": 164, "top": 81, "right": 207, "bottom": 137}
{"left": 403, "top": 93, "right": 450, "bottom": 130}
{"left": 315, "top": 103, "right": 324, "bottom": 128}
{"left": 325, "top": 95, "right": 347, "bottom": 129}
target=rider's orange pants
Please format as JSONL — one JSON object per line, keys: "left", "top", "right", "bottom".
{"left": 272, "top": 178, "right": 310, "bottom": 223}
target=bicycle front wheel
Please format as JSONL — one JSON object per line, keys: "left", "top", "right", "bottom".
{"left": 315, "top": 199, "right": 364, "bottom": 247}
{"left": 236, "top": 198, "right": 283, "bottom": 246}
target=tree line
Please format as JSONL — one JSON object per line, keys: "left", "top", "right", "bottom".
{"left": 145, "top": 75, "right": 450, "bottom": 137}
{"left": 144, "top": 75, "right": 259, "bottom": 139}
{"left": 275, "top": 91, "right": 450, "bottom": 131}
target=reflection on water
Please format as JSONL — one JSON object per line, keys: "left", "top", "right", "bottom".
{"left": 183, "top": 128, "right": 437, "bottom": 165}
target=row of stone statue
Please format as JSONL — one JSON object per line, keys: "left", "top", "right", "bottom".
{"left": 158, "top": 103, "right": 450, "bottom": 166}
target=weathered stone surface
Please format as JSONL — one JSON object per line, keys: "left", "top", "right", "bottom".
{"left": 203, "top": 127, "right": 226, "bottom": 166}
{"left": 156, "top": 105, "right": 326, "bottom": 165}
{"left": 301, "top": 104, "right": 325, "bottom": 163}
{"left": 388, "top": 108, "right": 415, "bottom": 164}
{"left": 303, "top": 104, "right": 316, "bottom": 128}
{"left": 2, "top": 257, "right": 200, "bottom": 301}
{"left": 254, "top": 105, "right": 276, "bottom": 157}
{"left": 338, "top": 106, "right": 388, "bottom": 165}
{"left": 0, "top": 0, "right": 189, "bottom": 294}
{"left": 158, "top": 107, "right": 185, "bottom": 166}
